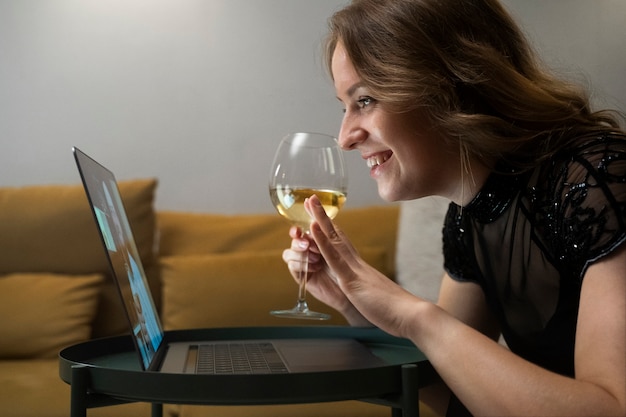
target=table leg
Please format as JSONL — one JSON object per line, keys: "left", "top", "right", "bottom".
{"left": 70, "top": 365, "right": 89, "bottom": 417}
{"left": 401, "top": 364, "right": 419, "bottom": 417}
{"left": 151, "top": 403, "right": 163, "bottom": 417}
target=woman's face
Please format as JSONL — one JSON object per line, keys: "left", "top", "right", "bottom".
{"left": 332, "top": 42, "right": 461, "bottom": 202}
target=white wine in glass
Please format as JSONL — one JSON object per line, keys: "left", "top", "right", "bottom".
{"left": 269, "top": 132, "right": 347, "bottom": 319}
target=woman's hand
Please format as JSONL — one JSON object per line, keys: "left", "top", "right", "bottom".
{"left": 282, "top": 223, "right": 371, "bottom": 326}
{"left": 300, "top": 195, "right": 423, "bottom": 337}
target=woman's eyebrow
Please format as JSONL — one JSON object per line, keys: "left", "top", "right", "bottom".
{"left": 346, "top": 82, "right": 365, "bottom": 98}
{"left": 336, "top": 82, "right": 366, "bottom": 103}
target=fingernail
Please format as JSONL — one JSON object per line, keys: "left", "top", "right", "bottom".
{"left": 298, "top": 240, "right": 308, "bottom": 249}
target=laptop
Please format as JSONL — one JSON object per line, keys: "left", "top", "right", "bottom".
{"left": 73, "top": 147, "right": 386, "bottom": 374}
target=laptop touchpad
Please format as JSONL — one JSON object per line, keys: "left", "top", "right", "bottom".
{"left": 277, "top": 339, "right": 385, "bottom": 372}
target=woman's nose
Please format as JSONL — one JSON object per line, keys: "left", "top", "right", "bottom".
{"left": 338, "top": 118, "right": 366, "bottom": 150}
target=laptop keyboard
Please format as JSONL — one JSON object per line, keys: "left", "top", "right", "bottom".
{"left": 196, "top": 342, "right": 289, "bottom": 374}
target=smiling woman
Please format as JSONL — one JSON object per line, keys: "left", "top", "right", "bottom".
{"left": 282, "top": 1, "right": 626, "bottom": 416}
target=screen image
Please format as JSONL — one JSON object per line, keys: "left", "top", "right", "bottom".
{"left": 76, "top": 149, "right": 163, "bottom": 370}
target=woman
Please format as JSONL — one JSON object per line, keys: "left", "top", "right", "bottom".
{"left": 282, "top": 0, "right": 626, "bottom": 416}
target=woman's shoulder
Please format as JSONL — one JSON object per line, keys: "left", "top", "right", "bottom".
{"left": 535, "top": 131, "right": 626, "bottom": 191}
{"left": 529, "top": 131, "right": 626, "bottom": 277}
{"left": 567, "top": 131, "right": 626, "bottom": 161}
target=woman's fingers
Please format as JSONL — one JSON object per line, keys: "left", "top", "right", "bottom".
{"left": 288, "top": 225, "right": 321, "bottom": 254}
{"left": 282, "top": 227, "right": 322, "bottom": 281}
{"left": 304, "top": 195, "right": 359, "bottom": 277}
{"left": 288, "top": 225, "right": 302, "bottom": 239}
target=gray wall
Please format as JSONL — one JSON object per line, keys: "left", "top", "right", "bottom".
{"left": 1, "top": 0, "right": 624, "bottom": 213}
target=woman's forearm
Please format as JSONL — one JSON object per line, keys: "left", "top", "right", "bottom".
{"left": 408, "top": 302, "right": 624, "bottom": 417}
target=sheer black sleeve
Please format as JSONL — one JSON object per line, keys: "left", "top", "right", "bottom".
{"left": 442, "top": 134, "right": 626, "bottom": 284}
{"left": 531, "top": 136, "right": 626, "bottom": 280}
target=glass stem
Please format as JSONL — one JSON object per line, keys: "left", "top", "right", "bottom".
{"left": 296, "top": 248, "right": 309, "bottom": 313}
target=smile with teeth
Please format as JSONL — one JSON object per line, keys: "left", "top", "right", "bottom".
{"left": 366, "top": 152, "right": 392, "bottom": 168}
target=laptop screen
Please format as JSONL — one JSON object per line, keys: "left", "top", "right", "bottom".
{"left": 74, "top": 148, "right": 163, "bottom": 370}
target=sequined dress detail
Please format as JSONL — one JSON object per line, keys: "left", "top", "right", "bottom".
{"left": 442, "top": 133, "right": 626, "bottom": 376}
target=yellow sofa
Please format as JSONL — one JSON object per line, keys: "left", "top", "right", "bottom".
{"left": 0, "top": 179, "right": 438, "bottom": 417}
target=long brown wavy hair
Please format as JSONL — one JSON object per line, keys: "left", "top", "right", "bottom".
{"left": 324, "top": 0, "right": 624, "bottom": 172}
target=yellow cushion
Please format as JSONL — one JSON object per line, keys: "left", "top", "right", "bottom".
{"left": 0, "top": 179, "right": 159, "bottom": 338}
{"left": 176, "top": 401, "right": 391, "bottom": 417}
{"left": 174, "top": 400, "right": 441, "bottom": 417}
{"left": 157, "top": 211, "right": 289, "bottom": 255}
{"left": 0, "top": 179, "right": 158, "bottom": 274}
{"left": 0, "top": 273, "right": 103, "bottom": 358}
{"left": 157, "top": 205, "right": 399, "bottom": 276}
{"left": 161, "top": 247, "right": 388, "bottom": 330}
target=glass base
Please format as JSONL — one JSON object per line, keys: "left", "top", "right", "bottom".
{"left": 270, "top": 300, "right": 331, "bottom": 320}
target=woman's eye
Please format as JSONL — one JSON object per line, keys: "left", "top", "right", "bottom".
{"left": 357, "top": 97, "right": 374, "bottom": 109}
{"left": 340, "top": 96, "right": 375, "bottom": 115}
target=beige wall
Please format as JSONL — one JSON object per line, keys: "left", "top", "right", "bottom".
{"left": 1, "top": 0, "right": 624, "bottom": 213}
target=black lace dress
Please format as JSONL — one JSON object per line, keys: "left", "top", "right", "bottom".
{"left": 442, "top": 132, "right": 626, "bottom": 376}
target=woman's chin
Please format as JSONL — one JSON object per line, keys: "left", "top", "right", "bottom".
{"left": 376, "top": 184, "right": 401, "bottom": 202}
{"left": 377, "top": 183, "right": 430, "bottom": 202}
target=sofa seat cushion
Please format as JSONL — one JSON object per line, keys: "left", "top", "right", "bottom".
{"left": 0, "top": 360, "right": 435, "bottom": 417}
{"left": 0, "top": 359, "right": 151, "bottom": 417}
{"left": 0, "top": 273, "right": 103, "bottom": 358}
{"left": 172, "top": 399, "right": 439, "bottom": 417}
{"left": 174, "top": 401, "right": 392, "bottom": 417}
{"left": 160, "top": 247, "right": 388, "bottom": 330}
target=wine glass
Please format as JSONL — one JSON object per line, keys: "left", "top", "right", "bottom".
{"left": 269, "top": 132, "right": 348, "bottom": 319}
